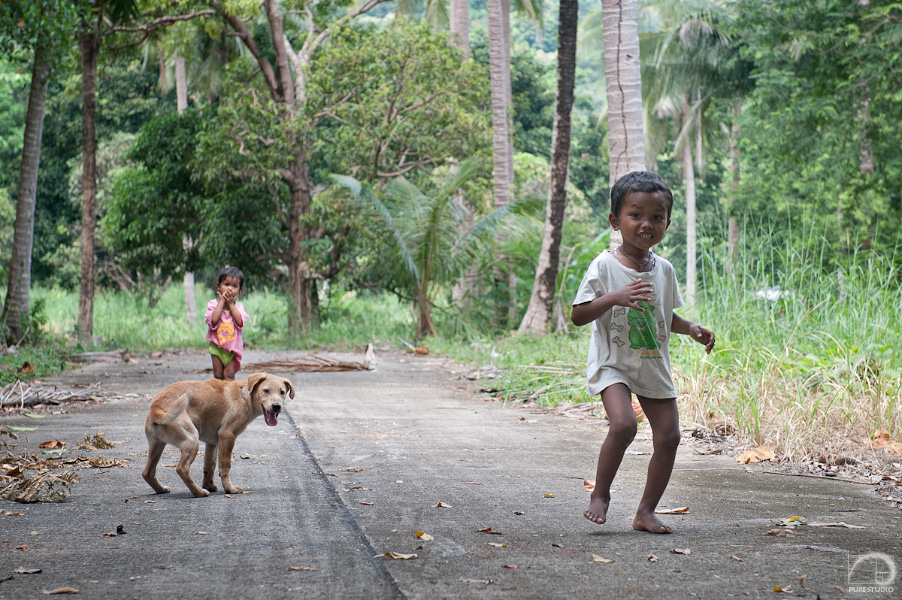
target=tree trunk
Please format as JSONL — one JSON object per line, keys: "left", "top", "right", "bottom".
{"left": 486, "top": 0, "right": 511, "bottom": 209}
{"left": 77, "top": 28, "right": 99, "bottom": 344}
{"left": 449, "top": 0, "right": 470, "bottom": 59}
{"left": 287, "top": 157, "right": 313, "bottom": 335}
{"left": 601, "top": 0, "right": 644, "bottom": 248}
{"left": 175, "top": 54, "right": 198, "bottom": 326}
{"left": 518, "top": 0, "right": 578, "bottom": 335}
{"left": 681, "top": 115, "right": 697, "bottom": 305}
{"left": 2, "top": 48, "right": 51, "bottom": 343}
{"left": 726, "top": 97, "right": 741, "bottom": 275}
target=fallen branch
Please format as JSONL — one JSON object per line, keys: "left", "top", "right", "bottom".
{"left": 0, "top": 382, "right": 146, "bottom": 409}
{"left": 762, "top": 470, "right": 877, "bottom": 485}
{"left": 68, "top": 349, "right": 130, "bottom": 363}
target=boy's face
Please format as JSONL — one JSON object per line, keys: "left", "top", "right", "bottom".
{"left": 609, "top": 191, "right": 671, "bottom": 253}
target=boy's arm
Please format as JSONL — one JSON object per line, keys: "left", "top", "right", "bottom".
{"left": 571, "top": 280, "right": 655, "bottom": 326}
{"left": 671, "top": 312, "right": 715, "bottom": 353}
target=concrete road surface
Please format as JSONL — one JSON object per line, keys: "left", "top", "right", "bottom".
{"left": 1, "top": 349, "right": 899, "bottom": 599}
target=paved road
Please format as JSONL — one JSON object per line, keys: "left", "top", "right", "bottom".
{"left": 1, "top": 349, "right": 900, "bottom": 599}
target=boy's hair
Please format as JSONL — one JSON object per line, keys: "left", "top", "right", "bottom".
{"left": 216, "top": 266, "right": 245, "bottom": 291}
{"left": 610, "top": 171, "right": 674, "bottom": 219}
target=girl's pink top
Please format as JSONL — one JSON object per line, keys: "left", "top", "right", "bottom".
{"left": 205, "top": 299, "right": 250, "bottom": 369}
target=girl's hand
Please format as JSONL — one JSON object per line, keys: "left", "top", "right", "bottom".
{"left": 689, "top": 323, "right": 715, "bottom": 353}
{"left": 610, "top": 279, "right": 655, "bottom": 311}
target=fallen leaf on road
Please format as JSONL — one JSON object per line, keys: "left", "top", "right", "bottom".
{"left": 488, "top": 543, "right": 507, "bottom": 548}
{"left": 341, "top": 467, "right": 364, "bottom": 472}
{"left": 807, "top": 522, "right": 864, "bottom": 529}
{"left": 591, "top": 554, "right": 615, "bottom": 563}
{"left": 24, "top": 412, "right": 46, "bottom": 419}
{"left": 288, "top": 566, "right": 318, "bottom": 571}
{"left": 655, "top": 506, "right": 689, "bottom": 514}
{"left": 777, "top": 516, "right": 807, "bottom": 527}
{"left": 670, "top": 548, "right": 691, "bottom": 555}
{"left": 465, "top": 482, "right": 481, "bottom": 485}
{"left": 736, "top": 446, "right": 774, "bottom": 464}
{"left": 359, "top": 501, "right": 373, "bottom": 506}
{"left": 773, "top": 585, "right": 791, "bottom": 593}
{"left": 434, "top": 502, "right": 452, "bottom": 508}
{"left": 41, "top": 588, "right": 79, "bottom": 595}
{"left": 730, "top": 555, "right": 744, "bottom": 562}
{"left": 15, "top": 545, "right": 28, "bottom": 550}
{"left": 15, "top": 567, "right": 41, "bottom": 574}
{"left": 544, "top": 494, "right": 555, "bottom": 498}
{"left": 583, "top": 479, "right": 595, "bottom": 492}
{"left": 6, "top": 426, "right": 37, "bottom": 431}
{"left": 375, "top": 552, "right": 417, "bottom": 560}
{"left": 647, "top": 554, "right": 658, "bottom": 562}
{"left": 477, "top": 527, "right": 502, "bottom": 535}
{"left": 101, "top": 532, "right": 118, "bottom": 537}
{"left": 764, "top": 529, "right": 796, "bottom": 537}
{"left": 196, "top": 531, "right": 207, "bottom": 535}
{"left": 502, "top": 564, "right": 519, "bottom": 569}
{"left": 2, "top": 509, "right": 23, "bottom": 515}
{"left": 415, "top": 531, "right": 434, "bottom": 541}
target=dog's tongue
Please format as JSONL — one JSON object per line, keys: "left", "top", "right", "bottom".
{"left": 263, "top": 409, "right": 278, "bottom": 426}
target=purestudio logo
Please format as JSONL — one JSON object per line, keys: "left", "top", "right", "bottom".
{"left": 847, "top": 552, "right": 897, "bottom": 594}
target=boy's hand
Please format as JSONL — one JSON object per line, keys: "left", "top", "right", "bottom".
{"left": 689, "top": 323, "right": 715, "bottom": 353}
{"left": 611, "top": 279, "right": 655, "bottom": 311}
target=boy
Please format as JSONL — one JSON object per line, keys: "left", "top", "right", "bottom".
{"left": 571, "top": 171, "right": 715, "bottom": 533}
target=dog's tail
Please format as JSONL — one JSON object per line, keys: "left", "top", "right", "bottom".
{"left": 149, "top": 393, "right": 190, "bottom": 426}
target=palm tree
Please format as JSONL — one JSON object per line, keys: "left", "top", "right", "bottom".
{"left": 334, "top": 161, "right": 515, "bottom": 339}
{"left": 518, "top": 0, "right": 578, "bottom": 334}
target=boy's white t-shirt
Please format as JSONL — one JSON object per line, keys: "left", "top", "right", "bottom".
{"left": 572, "top": 250, "right": 684, "bottom": 399}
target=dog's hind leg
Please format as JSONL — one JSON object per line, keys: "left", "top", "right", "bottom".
{"left": 175, "top": 438, "right": 209, "bottom": 497}
{"left": 142, "top": 438, "right": 171, "bottom": 494}
{"left": 202, "top": 443, "right": 219, "bottom": 493}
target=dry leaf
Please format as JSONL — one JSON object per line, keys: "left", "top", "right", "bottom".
{"left": 465, "top": 482, "right": 481, "bottom": 485}
{"left": 773, "top": 586, "right": 791, "bottom": 593}
{"left": 488, "top": 543, "right": 507, "bottom": 548}
{"left": 477, "top": 527, "right": 503, "bottom": 535}
{"left": 583, "top": 479, "right": 595, "bottom": 492}
{"left": 15, "top": 567, "right": 41, "bottom": 574}
{"left": 764, "top": 528, "right": 796, "bottom": 537}
{"left": 670, "top": 548, "right": 691, "bottom": 555}
{"left": 341, "top": 467, "right": 364, "bottom": 472}
{"left": 15, "top": 545, "right": 28, "bottom": 551}
{"left": 375, "top": 552, "right": 417, "bottom": 560}
{"left": 544, "top": 494, "right": 555, "bottom": 498}
{"left": 359, "top": 501, "right": 374, "bottom": 506}
{"left": 41, "top": 588, "right": 79, "bottom": 595}
{"left": 647, "top": 554, "right": 658, "bottom": 562}
{"left": 434, "top": 502, "right": 452, "bottom": 508}
{"left": 736, "top": 445, "right": 774, "bottom": 464}
{"left": 591, "top": 554, "right": 615, "bottom": 563}
{"left": 730, "top": 555, "right": 744, "bottom": 562}
{"left": 288, "top": 566, "right": 318, "bottom": 571}
{"left": 415, "top": 531, "right": 434, "bottom": 541}
{"left": 807, "top": 522, "right": 864, "bottom": 529}
{"left": 196, "top": 531, "right": 207, "bottom": 535}
{"left": 501, "top": 564, "right": 519, "bottom": 569}
{"left": 655, "top": 506, "right": 689, "bottom": 514}
{"left": 872, "top": 430, "right": 902, "bottom": 454}
{"left": 2, "top": 509, "right": 23, "bottom": 515}
{"left": 101, "top": 532, "right": 118, "bottom": 537}
{"left": 777, "top": 516, "right": 807, "bottom": 527}
{"left": 39, "top": 440, "right": 65, "bottom": 449}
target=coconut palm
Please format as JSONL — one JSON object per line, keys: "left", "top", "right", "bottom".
{"left": 333, "top": 160, "right": 516, "bottom": 339}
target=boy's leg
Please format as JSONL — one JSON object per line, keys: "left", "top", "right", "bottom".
{"left": 633, "top": 395, "right": 681, "bottom": 533}
{"left": 585, "top": 383, "right": 638, "bottom": 524}
{"left": 211, "top": 354, "right": 225, "bottom": 380}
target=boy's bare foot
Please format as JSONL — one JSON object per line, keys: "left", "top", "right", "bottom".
{"left": 584, "top": 497, "right": 609, "bottom": 524}
{"left": 632, "top": 512, "right": 673, "bottom": 534}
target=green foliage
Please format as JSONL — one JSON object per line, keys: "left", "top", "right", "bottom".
{"left": 0, "top": 341, "right": 68, "bottom": 386}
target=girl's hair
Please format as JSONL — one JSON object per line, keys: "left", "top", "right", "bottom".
{"left": 610, "top": 171, "right": 674, "bottom": 218}
{"left": 216, "top": 266, "right": 245, "bottom": 291}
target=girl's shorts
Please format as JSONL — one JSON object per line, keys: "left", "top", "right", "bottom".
{"left": 208, "top": 342, "right": 234, "bottom": 367}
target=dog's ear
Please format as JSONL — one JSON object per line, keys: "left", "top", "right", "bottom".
{"left": 248, "top": 373, "right": 267, "bottom": 396}
{"left": 282, "top": 377, "right": 295, "bottom": 399}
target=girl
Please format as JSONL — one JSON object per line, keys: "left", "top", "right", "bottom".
{"left": 205, "top": 266, "right": 249, "bottom": 381}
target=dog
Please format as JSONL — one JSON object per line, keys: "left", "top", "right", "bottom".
{"left": 142, "top": 373, "right": 295, "bottom": 497}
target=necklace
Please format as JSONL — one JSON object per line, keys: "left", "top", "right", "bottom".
{"left": 618, "top": 245, "right": 655, "bottom": 271}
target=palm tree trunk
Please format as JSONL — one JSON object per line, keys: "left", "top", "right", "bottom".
{"left": 601, "top": 0, "right": 644, "bottom": 248}
{"left": 681, "top": 118, "right": 697, "bottom": 305}
{"left": 449, "top": 0, "right": 470, "bottom": 59}
{"left": 175, "top": 54, "right": 198, "bottom": 327}
{"left": 518, "top": 0, "right": 578, "bottom": 334}
{"left": 486, "top": 0, "right": 511, "bottom": 209}
{"left": 77, "top": 28, "right": 99, "bottom": 344}
{"left": 2, "top": 47, "right": 51, "bottom": 343}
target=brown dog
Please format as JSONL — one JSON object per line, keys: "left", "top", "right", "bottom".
{"left": 142, "top": 373, "right": 295, "bottom": 497}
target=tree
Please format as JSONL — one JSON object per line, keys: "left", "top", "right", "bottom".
{"left": 0, "top": 0, "right": 79, "bottom": 344}
{"left": 518, "top": 0, "right": 578, "bottom": 334}
{"left": 335, "top": 160, "right": 514, "bottom": 338}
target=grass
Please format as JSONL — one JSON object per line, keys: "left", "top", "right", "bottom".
{"left": 7, "top": 238, "right": 902, "bottom": 461}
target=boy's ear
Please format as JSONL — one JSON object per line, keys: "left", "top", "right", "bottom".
{"left": 608, "top": 212, "right": 620, "bottom": 230}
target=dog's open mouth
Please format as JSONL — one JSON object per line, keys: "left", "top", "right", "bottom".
{"left": 263, "top": 409, "right": 279, "bottom": 426}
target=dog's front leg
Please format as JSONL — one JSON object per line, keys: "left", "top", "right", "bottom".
{"left": 217, "top": 434, "right": 243, "bottom": 493}
{"left": 202, "top": 443, "right": 219, "bottom": 492}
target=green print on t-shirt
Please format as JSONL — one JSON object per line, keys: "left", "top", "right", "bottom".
{"left": 628, "top": 301, "right": 660, "bottom": 350}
